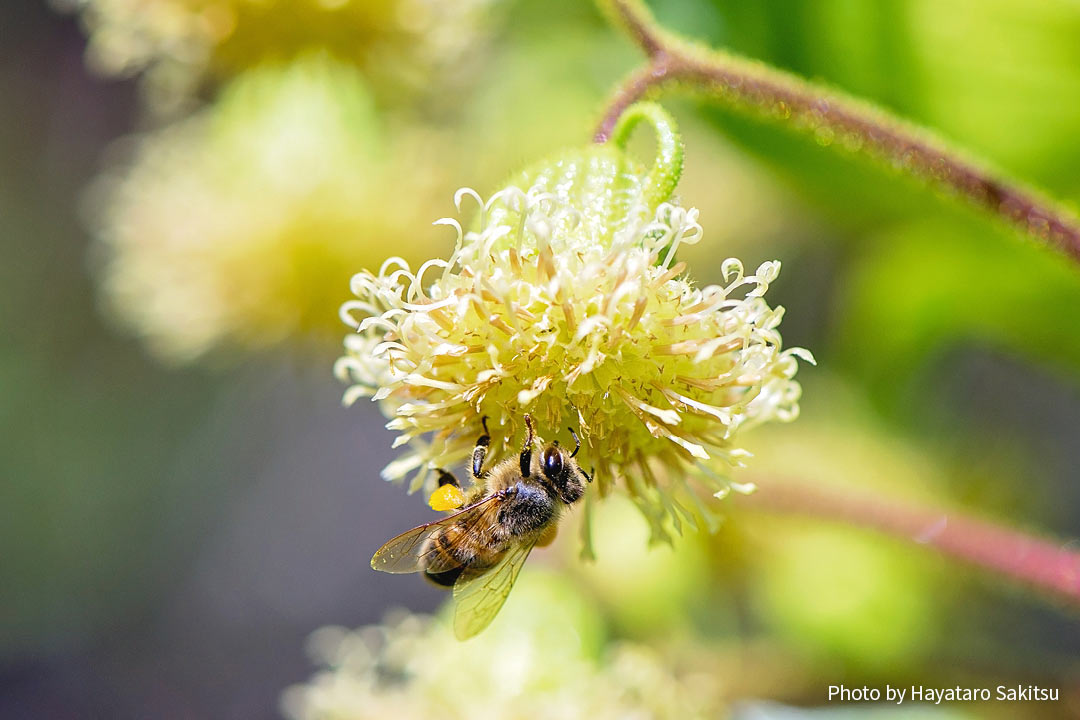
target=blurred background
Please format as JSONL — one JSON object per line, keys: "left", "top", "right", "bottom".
{"left": 3, "top": 0, "right": 1080, "bottom": 717}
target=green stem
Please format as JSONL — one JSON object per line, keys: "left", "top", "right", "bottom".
{"left": 595, "top": 0, "right": 1080, "bottom": 264}
{"left": 610, "top": 102, "right": 684, "bottom": 210}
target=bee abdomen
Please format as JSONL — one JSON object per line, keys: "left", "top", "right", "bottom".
{"left": 420, "top": 525, "right": 476, "bottom": 587}
{"left": 421, "top": 527, "right": 506, "bottom": 588}
{"left": 424, "top": 565, "right": 464, "bottom": 587}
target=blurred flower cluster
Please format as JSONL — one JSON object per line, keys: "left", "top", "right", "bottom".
{"left": 282, "top": 573, "right": 725, "bottom": 720}
{"left": 56, "top": 0, "right": 498, "bottom": 114}
{"left": 91, "top": 56, "right": 455, "bottom": 362}
{"left": 72, "top": 0, "right": 629, "bottom": 365}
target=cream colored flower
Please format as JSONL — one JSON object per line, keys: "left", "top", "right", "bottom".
{"left": 281, "top": 574, "right": 723, "bottom": 720}
{"left": 57, "top": 0, "right": 498, "bottom": 113}
{"left": 335, "top": 106, "right": 812, "bottom": 542}
{"left": 93, "top": 56, "right": 452, "bottom": 363}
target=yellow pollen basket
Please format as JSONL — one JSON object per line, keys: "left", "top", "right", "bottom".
{"left": 428, "top": 484, "right": 466, "bottom": 512}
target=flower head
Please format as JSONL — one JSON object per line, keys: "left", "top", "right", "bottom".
{"left": 335, "top": 104, "right": 812, "bottom": 543}
{"left": 93, "top": 56, "right": 453, "bottom": 363}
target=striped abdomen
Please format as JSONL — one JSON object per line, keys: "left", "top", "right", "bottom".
{"left": 421, "top": 522, "right": 505, "bottom": 587}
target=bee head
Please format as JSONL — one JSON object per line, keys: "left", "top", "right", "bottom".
{"left": 539, "top": 441, "right": 587, "bottom": 505}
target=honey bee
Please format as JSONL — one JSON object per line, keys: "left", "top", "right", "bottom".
{"left": 371, "top": 414, "right": 592, "bottom": 639}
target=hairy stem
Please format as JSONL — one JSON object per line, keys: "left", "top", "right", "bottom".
{"left": 740, "top": 479, "right": 1080, "bottom": 606}
{"left": 596, "top": 0, "right": 1080, "bottom": 264}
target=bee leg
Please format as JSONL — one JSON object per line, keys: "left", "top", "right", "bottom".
{"left": 535, "top": 524, "right": 558, "bottom": 548}
{"left": 435, "top": 468, "right": 461, "bottom": 488}
{"left": 471, "top": 415, "right": 491, "bottom": 480}
{"left": 567, "top": 427, "right": 581, "bottom": 458}
{"left": 429, "top": 469, "right": 466, "bottom": 511}
{"left": 519, "top": 414, "right": 535, "bottom": 478}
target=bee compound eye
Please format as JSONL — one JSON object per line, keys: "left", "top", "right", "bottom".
{"left": 542, "top": 447, "right": 563, "bottom": 480}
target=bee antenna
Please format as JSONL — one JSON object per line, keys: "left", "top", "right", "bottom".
{"left": 523, "top": 414, "right": 535, "bottom": 446}
{"left": 480, "top": 415, "right": 489, "bottom": 435}
{"left": 567, "top": 427, "right": 580, "bottom": 458}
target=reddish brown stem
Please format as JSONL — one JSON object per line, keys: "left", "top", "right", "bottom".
{"left": 741, "top": 480, "right": 1080, "bottom": 605}
{"left": 596, "top": 0, "right": 1080, "bottom": 264}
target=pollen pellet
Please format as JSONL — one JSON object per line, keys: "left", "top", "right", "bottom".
{"left": 429, "top": 484, "right": 466, "bottom": 511}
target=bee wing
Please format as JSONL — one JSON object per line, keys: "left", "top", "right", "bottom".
{"left": 452, "top": 536, "right": 538, "bottom": 640}
{"left": 370, "top": 493, "right": 504, "bottom": 575}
